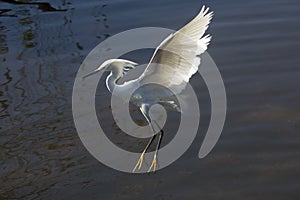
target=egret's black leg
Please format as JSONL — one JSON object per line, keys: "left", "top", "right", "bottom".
{"left": 152, "top": 120, "right": 163, "bottom": 133}
{"left": 156, "top": 130, "right": 164, "bottom": 153}
{"left": 151, "top": 120, "right": 164, "bottom": 154}
{"left": 133, "top": 106, "right": 158, "bottom": 172}
{"left": 148, "top": 120, "right": 164, "bottom": 172}
{"left": 133, "top": 134, "right": 157, "bottom": 172}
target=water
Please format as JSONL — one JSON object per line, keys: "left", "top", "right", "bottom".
{"left": 1, "top": 0, "right": 300, "bottom": 199}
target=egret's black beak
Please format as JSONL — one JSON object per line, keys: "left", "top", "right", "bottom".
{"left": 82, "top": 67, "right": 105, "bottom": 79}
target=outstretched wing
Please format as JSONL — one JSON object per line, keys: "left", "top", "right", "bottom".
{"left": 138, "top": 6, "right": 213, "bottom": 94}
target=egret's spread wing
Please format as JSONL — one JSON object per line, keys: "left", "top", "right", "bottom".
{"left": 139, "top": 6, "right": 213, "bottom": 94}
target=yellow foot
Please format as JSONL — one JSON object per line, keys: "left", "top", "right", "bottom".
{"left": 147, "top": 154, "right": 158, "bottom": 173}
{"left": 132, "top": 150, "right": 146, "bottom": 172}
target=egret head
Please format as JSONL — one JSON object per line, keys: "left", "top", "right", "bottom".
{"left": 82, "top": 59, "right": 138, "bottom": 79}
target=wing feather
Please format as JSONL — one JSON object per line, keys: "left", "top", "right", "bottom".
{"left": 138, "top": 6, "right": 213, "bottom": 94}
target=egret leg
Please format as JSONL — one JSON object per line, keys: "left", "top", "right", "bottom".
{"left": 148, "top": 121, "right": 164, "bottom": 173}
{"left": 132, "top": 106, "right": 157, "bottom": 172}
{"left": 133, "top": 134, "right": 156, "bottom": 172}
{"left": 139, "top": 106, "right": 157, "bottom": 137}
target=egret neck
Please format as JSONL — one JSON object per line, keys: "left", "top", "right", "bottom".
{"left": 105, "top": 66, "right": 123, "bottom": 93}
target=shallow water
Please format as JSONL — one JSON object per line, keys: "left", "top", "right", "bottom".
{"left": 1, "top": 0, "right": 300, "bottom": 199}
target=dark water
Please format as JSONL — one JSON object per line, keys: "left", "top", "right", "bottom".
{"left": 1, "top": 0, "right": 300, "bottom": 199}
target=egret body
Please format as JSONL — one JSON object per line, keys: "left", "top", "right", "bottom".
{"left": 84, "top": 6, "right": 213, "bottom": 172}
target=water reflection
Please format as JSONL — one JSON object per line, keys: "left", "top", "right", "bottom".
{"left": 1, "top": 1, "right": 110, "bottom": 198}
{"left": 0, "top": 9, "right": 16, "bottom": 17}
{"left": 1, "top": 0, "right": 67, "bottom": 12}
{"left": 0, "top": 23, "right": 9, "bottom": 54}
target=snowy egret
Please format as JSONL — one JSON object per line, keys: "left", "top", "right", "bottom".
{"left": 83, "top": 6, "right": 213, "bottom": 172}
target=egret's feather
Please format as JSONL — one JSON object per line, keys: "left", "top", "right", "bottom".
{"left": 137, "top": 6, "right": 213, "bottom": 94}
{"left": 122, "top": 62, "right": 138, "bottom": 75}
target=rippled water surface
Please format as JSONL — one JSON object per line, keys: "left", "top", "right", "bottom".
{"left": 1, "top": 0, "right": 300, "bottom": 199}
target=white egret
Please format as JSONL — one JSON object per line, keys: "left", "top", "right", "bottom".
{"left": 83, "top": 6, "right": 213, "bottom": 172}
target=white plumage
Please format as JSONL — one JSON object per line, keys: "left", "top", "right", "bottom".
{"left": 84, "top": 6, "right": 214, "bottom": 172}
{"left": 138, "top": 6, "right": 213, "bottom": 94}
